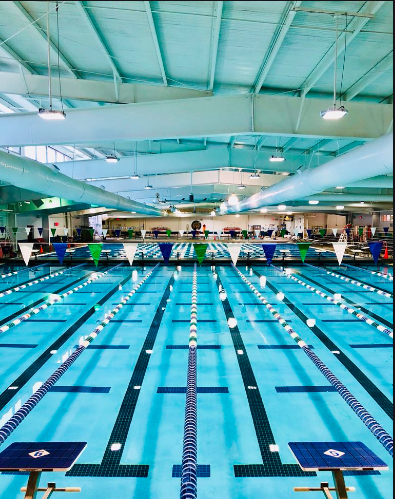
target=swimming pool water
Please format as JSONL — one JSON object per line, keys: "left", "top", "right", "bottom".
{"left": 0, "top": 263, "right": 392, "bottom": 498}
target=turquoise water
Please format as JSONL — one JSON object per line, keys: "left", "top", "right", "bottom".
{"left": 0, "top": 263, "right": 392, "bottom": 498}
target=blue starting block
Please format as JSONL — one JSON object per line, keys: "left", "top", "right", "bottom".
{"left": 289, "top": 442, "right": 388, "bottom": 499}
{"left": 0, "top": 442, "right": 87, "bottom": 499}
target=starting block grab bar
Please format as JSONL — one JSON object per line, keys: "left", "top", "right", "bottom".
{"left": 294, "top": 486, "right": 356, "bottom": 492}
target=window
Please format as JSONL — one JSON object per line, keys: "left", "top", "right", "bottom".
{"left": 36, "top": 146, "right": 47, "bottom": 163}
{"left": 24, "top": 146, "right": 36, "bottom": 160}
{"left": 47, "top": 147, "right": 56, "bottom": 163}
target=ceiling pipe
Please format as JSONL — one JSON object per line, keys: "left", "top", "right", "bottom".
{"left": 0, "top": 150, "right": 161, "bottom": 216}
{"left": 225, "top": 133, "right": 393, "bottom": 213}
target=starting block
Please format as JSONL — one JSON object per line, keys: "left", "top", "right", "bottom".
{"left": 0, "top": 442, "right": 87, "bottom": 499}
{"left": 289, "top": 442, "right": 388, "bottom": 499}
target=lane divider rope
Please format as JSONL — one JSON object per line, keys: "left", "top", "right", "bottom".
{"left": 0, "top": 264, "right": 159, "bottom": 446}
{"left": 0, "top": 265, "right": 123, "bottom": 335}
{"left": 307, "top": 263, "right": 393, "bottom": 299}
{"left": 0, "top": 268, "right": 68, "bottom": 299}
{"left": 234, "top": 266, "right": 394, "bottom": 457}
{"left": 342, "top": 264, "right": 394, "bottom": 282}
{"left": 180, "top": 263, "right": 198, "bottom": 499}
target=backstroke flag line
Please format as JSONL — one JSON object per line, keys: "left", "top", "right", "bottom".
{"left": 123, "top": 243, "right": 138, "bottom": 266}
{"left": 228, "top": 244, "right": 243, "bottom": 266}
{"left": 18, "top": 243, "right": 34, "bottom": 266}
{"left": 333, "top": 242, "right": 348, "bottom": 266}
{"left": 262, "top": 244, "right": 277, "bottom": 265}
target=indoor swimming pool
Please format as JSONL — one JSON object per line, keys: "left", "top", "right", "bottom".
{"left": 0, "top": 262, "right": 392, "bottom": 499}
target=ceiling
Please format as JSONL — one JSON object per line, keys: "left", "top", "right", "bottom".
{"left": 0, "top": 1, "right": 393, "bottom": 214}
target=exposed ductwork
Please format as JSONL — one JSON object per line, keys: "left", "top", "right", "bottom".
{"left": 0, "top": 150, "right": 161, "bottom": 216}
{"left": 225, "top": 133, "right": 394, "bottom": 213}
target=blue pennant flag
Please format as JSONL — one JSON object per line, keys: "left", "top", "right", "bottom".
{"left": 115, "top": 229, "right": 121, "bottom": 238}
{"left": 159, "top": 243, "right": 174, "bottom": 264}
{"left": 53, "top": 243, "right": 68, "bottom": 265}
{"left": 369, "top": 242, "right": 383, "bottom": 265}
{"left": 154, "top": 230, "right": 159, "bottom": 239}
{"left": 38, "top": 228, "right": 43, "bottom": 236}
{"left": 306, "top": 229, "right": 312, "bottom": 238}
{"left": 76, "top": 228, "right": 82, "bottom": 236}
{"left": 262, "top": 244, "right": 277, "bottom": 265}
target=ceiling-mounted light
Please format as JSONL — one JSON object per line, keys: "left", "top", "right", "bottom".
{"left": 287, "top": 211, "right": 293, "bottom": 215}
{"left": 270, "top": 154, "right": 286, "bottom": 163}
{"left": 228, "top": 193, "right": 239, "bottom": 206}
{"left": 106, "top": 155, "right": 119, "bottom": 164}
{"left": 38, "top": 109, "right": 66, "bottom": 120}
{"left": 238, "top": 184, "right": 247, "bottom": 190}
{"left": 309, "top": 200, "right": 320, "bottom": 205}
{"left": 130, "top": 174, "right": 140, "bottom": 180}
{"left": 336, "top": 186, "right": 345, "bottom": 189}
{"left": 336, "top": 205, "right": 345, "bottom": 210}
{"left": 278, "top": 204, "right": 287, "bottom": 211}
{"left": 211, "top": 211, "right": 216, "bottom": 217}
{"left": 144, "top": 184, "right": 153, "bottom": 190}
{"left": 250, "top": 172, "right": 260, "bottom": 179}
{"left": 320, "top": 106, "right": 348, "bottom": 120}
{"left": 260, "top": 208, "right": 268, "bottom": 213}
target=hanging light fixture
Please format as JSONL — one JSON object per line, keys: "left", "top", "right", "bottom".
{"left": 228, "top": 193, "right": 239, "bottom": 206}
{"left": 321, "top": 16, "right": 348, "bottom": 120}
{"left": 237, "top": 169, "right": 246, "bottom": 189}
{"left": 39, "top": 3, "right": 66, "bottom": 120}
{"left": 130, "top": 141, "right": 140, "bottom": 178}
{"left": 270, "top": 154, "right": 286, "bottom": 162}
{"left": 144, "top": 176, "right": 153, "bottom": 190}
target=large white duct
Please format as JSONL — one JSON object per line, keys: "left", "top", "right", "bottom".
{"left": 0, "top": 150, "right": 161, "bottom": 216}
{"left": 225, "top": 133, "right": 394, "bottom": 213}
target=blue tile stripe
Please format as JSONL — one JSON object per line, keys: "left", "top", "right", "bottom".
{"left": 350, "top": 344, "right": 393, "bottom": 349}
{"left": 173, "top": 465, "right": 210, "bottom": 478}
{"left": 50, "top": 386, "right": 111, "bottom": 393}
{"left": 166, "top": 345, "right": 221, "bottom": 350}
{"left": 276, "top": 386, "right": 338, "bottom": 393}
{"left": 0, "top": 344, "right": 37, "bottom": 349}
{"left": 158, "top": 387, "right": 229, "bottom": 394}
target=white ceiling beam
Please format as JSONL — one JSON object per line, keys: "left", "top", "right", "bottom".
{"left": 300, "top": 1, "right": 386, "bottom": 97}
{"left": 344, "top": 51, "right": 393, "bottom": 101}
{"left": 0, "top": 71, "right": 211, "bottom": 104}
{"left": 74, "top": 1, "right": 122, "bottom": 81}
{"left": 11, "top": 1, "right": 79, "bottom": 79}
{"left": 253, "top": 1, "right": 301, "bottom": 94}
{"left": 0, "top": 94, "right": 392, "bottom": 147}
{"left": 144, "top": 1, "right": 168, "bottom": 87}
{"left": 208, "top": 1, "right": 223, "bottom": 91}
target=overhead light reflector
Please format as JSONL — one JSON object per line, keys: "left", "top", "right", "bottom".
{"left": 106, "top": 155, "right": 119, "bottom": 164}
{"left": 270, "top": 155, "right": 286, "bottom": 162}
{"left": 228, "top": 193, "right": 239, "bottom": 206}
{"left": 336, "top": 205, "right": 345, "bottom": 210}
{"left": 278, "top": 205, "right": 287, "bottom": 211}
{"left": 38, "top": 109, "right": 66, "bottom": 120}
{"left": 250, "top": 172, "right": 260, "bottom": 179}
{"left": 320, "top": 106, "right": 348, "bottom": 120}
{"left": 309, "top": 200, "right": 320, "bottom": 205}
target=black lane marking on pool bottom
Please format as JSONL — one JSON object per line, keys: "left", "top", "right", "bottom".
{"left": 0, "top": 344, "right": 37, "bottom": 349}
{"left": 294, "top": 270, "right": 393, "bottom": 330}
{"left": 158, "top": 387, "right": 228, "bottom": 394}
{"left": 172, "top": 465, "right": 210, "bottom": 478}
{"left": 0, "top": 269, "right": 134, "bottom": 413}
{"left": 350, "top": 344, "right": 393, "bottom": 349}
{"left": 258, "top": 345, "right": 314, "bottom": 350}
{"left": 252, "top": 269, "right": 394, "bottom": 421}
{"left": 216, "top": 272, "right": 315, "bottom": 478}
{"left": 167, "top": 345, "right": 221, "bottom": 350}
{"left": 50, "top": 386, "right": 111, "bottom": 394}
{"left": 74, "top": 345, "right": 130, "bottom": 350}
{"left": 331, "top": 268, "right": 392, "bottom": 295}
{"left": 276, "top": 386, "right": 337, "bottom": 393}
{"left": 67, "top": 273, "right": 175, "bottom": 478}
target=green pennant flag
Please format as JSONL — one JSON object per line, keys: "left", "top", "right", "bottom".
{"left": 242, "top": 230, "right": 248, "bottom": 240}
{"left": 128, "top": 229, "right": 134, "bottom": 239}
{"left": 204, "top": 230, "right": 209, "bottom": 240}
{"left": 281, "top": 229, "right": 287, "bottom": 238}
{"left": 298, "top": 242, "right": 311, "bottom": 263}
{"left": 194, "top": 244, "right": 208, "bottom": 265}
{"left": 166, "top": 230, "right": 172, "bottom": 238}
{"left": 88, "top": 243, "right": 103, "bottom": 267}
{"left": 320, "top": 229, "right": 326, "bottom": 237}
{"left": 12, "top": 227, "right": 18, "bottom": 234}
{"left": 51, "top": 228, "right": 57, "bottom": 237}
{"left": 359, "top": 227, "right": 364, "bottom": 236}
{"left": 89, "top": 228, "right": 95, "bottom": 237}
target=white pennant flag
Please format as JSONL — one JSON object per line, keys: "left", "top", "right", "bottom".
{"left": 179, "top": 230, "right": 185, "bottom": 237}
{"left": 64, "top": 228, "right": 69, "bottom": 236}
{"left": 333, "top": 242, "right": 348, "bottom": 266}
{"left": 19, "top": 242, "right": 34, "bottom": 266}
{"left": 25, "top": 227, "right": 31, "bottom": 236}
{"left": 228, "top": 244, "right": 243, "bottom": 266}
{"left": 102, "top": 229, "right": 108, "bottom": 238}
{"left": 332, "top": 228, "right": 338, "bottom": 237}
{"left": 141, "top": 230, "right": 147, "bottom": 239}
{"left": 217, "top": 231, "right": 222, "bottom": 239}
{"left": 293, "top": 228, "right": 299, "bottom": 236}
{"left": 123, "top": 243, "right": 138, "bottom": 266}
{"left": 254, "top": 230, "right": 260, "bottom": 239}
{"left": 371, "top": 227, "right": 377, "bottom": 236}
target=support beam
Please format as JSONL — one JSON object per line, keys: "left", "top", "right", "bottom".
{"left": 0, "top": 71, "right": 211, "bottom": 104}
{"left": 344, "top": 52, "right": 393, "bottom": 101}
{"left": 74, "top": 1, "right": 123, "bottom": 81}
{"left": 253, "top": 1, "right": 301, "bottom": 94}
{"left": 282, "top": 137, "right": 299, "bottom": 151}
{"left": 144, "top": 1, "right": 168, "bottom": 86}
{"left": 300, "top": 1, "right": 386, "bottom": 97}
{"left": 0, "top": 38, "right": 37, "bottom": 74}
{"left": 0, "top": 94, "right": 392, "bottom": 147}
{"left": 208, "top": 1, "right": 223, "bottom": 91}
{"left": 11, "top": 1, "right": 79, "bottom": 79}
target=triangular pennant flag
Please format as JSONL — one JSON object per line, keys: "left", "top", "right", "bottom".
{"left": 262, "top": 244, "right": 277, "bottom": 265}
{"left": 102, "top": 229, "right": 108, "bottom": 238}
{"left": 359, "top": 227, "right": 364, "bottom": 236}
{"left": 293, "top": 228, "right": 299, "bottom": 236}
{"left": 50, "top": 228, "right": 57, "bottom": 237}
{"left": 371, "top": 227, "right": 377, "bottom": 237}
{"left": 159, "top": 243, "right": 173, "bottom": 264}
{"left": 18, "top": 242, "right": 34, "bottom": 266}
{"left": 228, "top": 244, "right": 243, "bottom": 266}
{"left": 345, "top": 228, "right": 351, "bottom": 237}
{"left": 64, "top": 228, "right": 69, "bottom": 236}
{"left": 204, "top": 230, "right": 209, "bottom": 240}
{"left": 89, "top": 228, "right": 95, "bottom": 237}
{"left": 166, "top": 230, "right": 172, "bottom": 238}
{"left": 333, "top": 242, "right": 348, "bottom": 266}
{"left": 369, "top": 242, "right": 383, "bottom": 265}
{"left": 194, "top": 244, "right": 208, "bottom": 265}
{"left": 38, "top": 228, "right": 43, "bottom": 237}
{"left": 88, "top": 243, "right": 103, "bottom": 267}
{"left": 298, "top": 242, "right": 311, "bottom": 263}
{"left": 0, "top": 227, "right": 5, "bottom": 235}
{"left": 12, "top": 227, "right": 18, "bottom": 235}
{"left": 384, "top": 227, "right": 390, "bottom": 234}
{"left": 76, "top": 228, "right": 82, "bottom": 236}
{"left": 128, "top": 229, "right": 134, "bottom": 238}
{"left": 53, "top": 243, "right": 68, "bottom": 265}
{"left": 332, "top": 228, "right": 338, "bottom": 237}
{"left": 307, "top": 229, "right": 312, "bottom": 238}
{"left": 179, "top": 230, "right": 185, "bottom": 238}
{"left": 319, "top": 229, "right": 326, "bottom": 237}
{"left": 281, "top": 229, "right": 287, "bottom": 238}
{"left": 242, "top": 230, "right": 248, "bottom": 240}
{"left": 216, "top": 231, "right": 222, "bottom": 239}
{"left": 254, "top": 230, "right": 260, "bottom": 239}
{"left": 115, "top": 229, "right": 121, "bottom": 238}
{"left": 25, "top": 227, "right": 31, "bottom": 236}
{"left": 123, "top": 243, "right": 138, "bottom": 266}
{"left": 141, "top": 230, "right": 147, "bottom": 239}
{"left": 154, "top": 231, "right": 159, "bottom": 239}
